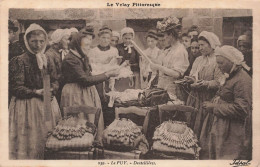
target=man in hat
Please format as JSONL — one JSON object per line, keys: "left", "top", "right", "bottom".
{"left": 9, "top": 20, "right": 25, "bottom": 61}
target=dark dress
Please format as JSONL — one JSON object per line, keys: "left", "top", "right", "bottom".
{"left": 9, "top": 40, "right": 25, "bottom": 61}
{"left": 45, "top": 46, "right": 64, "bottom": 104}
{"left": 9, "top": 52, "right": 61, "bottom": 159}
{"left": 199, "top": 67, "right": 252, "bottom": 159}
{"left": 116, "top": 43, "right": 141, "bottom": 88}
{"left": 243, "top": 51, "right": 252, "bottom": 76}
{"left": 116, "top": 43, "right": 140, "bottom": 72}
{"left": 60, "top": 50, "right": 109, "bottom": 141}
{"left": 184, "top": 48, "right": 201, "bottom": 76}
{"left": 8, "top": 40, "right": 26, "bottom": 104}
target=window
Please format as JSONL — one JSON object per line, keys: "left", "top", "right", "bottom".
{"left": 126, "top": 19, "right": 162, "bottom": 50}
{"left": 222, "top": 17, "right": 252, "bottom": 47}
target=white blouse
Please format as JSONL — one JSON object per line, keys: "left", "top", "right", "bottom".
{"left": 159, "top": 41, "right": 189, "bottom": 76}
{"left": 88, "top": 46, "right": 119, "bottom": 65}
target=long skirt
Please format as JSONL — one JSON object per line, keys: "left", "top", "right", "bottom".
{"left": 186, "top": 89, "right": 217, "bottom": 139}
{"left": 9, "top": 96, "right": 61, "bottom": 159}
{"left": 60, "top": 83, "right": 104, "bottom": 141}
{"left": 199, "top": 98, "right": 250, "bottom": 159}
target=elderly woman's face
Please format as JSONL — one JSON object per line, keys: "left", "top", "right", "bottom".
{"left": 238, "top": 41, "right": 250, "bottom": 53}
{"left": 122, "top": 33, "right": 133, "bottom": 45}
{"left": 60, "top": 35, "right": 70, "bottom": 50}
{"left": 81, "top": 35, "right": 93, "bottom": 55}
{"left": 198, "top": 40, "right": 213, "bottom": 56}
{"left": 99, "top": 33, "right": 111, "bottom": 47}
{"left": 28, "top": 33, "right": 46, "bottom": 53}
{"left": 216, "top": 55, "right": 233, "bottom": 74}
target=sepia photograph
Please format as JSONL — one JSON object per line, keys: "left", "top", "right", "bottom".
{"left": 1, "top": 1, "right": 260, "bottom": 166}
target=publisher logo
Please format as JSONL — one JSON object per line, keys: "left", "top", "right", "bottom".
{"left": 230, "top": 159, "right": 251, "bottom": 167}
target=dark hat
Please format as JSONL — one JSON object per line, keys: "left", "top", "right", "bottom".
{"left": 99, "top": 25, "right": 112, "bottom": 32}
{"left": 188, "top": 25, "right": 199, "bottom": 33}
{"left": 157, "top": 30, "right": 165, "bottom": 37}
{"left": 181, "top": 33, "right": 188, "bottom": 37}
{"left": 191, "top": 36, "right": 199, "bottom": 43}
{"left": 146, "top": 29, "right": 158, "bottom": 39}
{"left": 80, "top": 25, "right": 95, "bottom": 38}
{"left": 9, "top": 20, "right": 18, "bottom": 32}
{"left": 98, "top": 25, "right": 112, "bottom": 36}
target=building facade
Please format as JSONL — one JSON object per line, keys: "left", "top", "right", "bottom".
{"left": 9, "top": 8, "right": 252, "bottom": 49}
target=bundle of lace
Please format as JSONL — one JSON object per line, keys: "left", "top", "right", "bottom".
{"left": 51, "top": 116, "right": 96, "bottom": 140}
{"left": 153, "top": 121, "right": 198, "bottom": 150}
{"left": 106, "top": 89, "right": 143, "bottom": 102}
{"left": 91, "top": 63, "right": 133, "bottom": 79}
{"left": 103, "top": 118, "right": 149, "bottom": 153}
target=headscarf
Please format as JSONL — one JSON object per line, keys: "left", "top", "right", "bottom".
{"left": 199, "top": 31, "right": 221, "bottom": 49}
{"left": 69, "top": 27, "right": 79, "bottom": 34}
{"left": 50, "top": 28, "right": 71, "bottom": 60}
{"left": 121, "top": 27, "right": 135, "bottom": 39}
{"left": 24, "top": 23, "right": 48, "bottom": 70}
{"left": 237, "top": 35, "right": 251, "bottom": 47}
{"left": 70, "top": 32, "right": 87, "bottom": 58}
{"left": 50, "top": 29, "right": 71, "bottom": 45}
{"left": 215, "top": 45, "right": 250, "bottom": 71}
{"left": 112, "top": 31, "right": 120, "bottom": 39}
{"left": 70, "top": 26, "right": 95, "bottom": 58}
{"left": 190, "top": 31, "right": 221, "bottom": 80}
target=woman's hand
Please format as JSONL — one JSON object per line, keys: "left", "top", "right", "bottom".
{"left": 35, "top": 89, "right": 54, "bottom": 100}
{"left": 190, "top": 80, "right": 209, "bottom": 88}
{"left": 184, "top": 76, "right": 196, "bottom": 84}
{"left": 105, "top": 68, "right": 120, "bottom": 78}
{"left": 150, "top": 63, "right": 161, "bottom": 71}
{"left": 116, "top": 56, "right": 123, "bottom": 65}
{"left": 202, "top": 101, "right": 215, "bottom": 112}
{"left": 35, "top": 89, "right": 44, "bottom": 96}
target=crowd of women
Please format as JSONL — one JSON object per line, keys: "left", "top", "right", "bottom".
{"left": 8, "top": 15, "right": 252, "bottom": 160}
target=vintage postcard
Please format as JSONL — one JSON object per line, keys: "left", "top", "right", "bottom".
{"left": 0, "top": 0, "right": 260, "bottom": 167}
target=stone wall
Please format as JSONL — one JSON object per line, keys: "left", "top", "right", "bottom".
{"left": 10, "top": 8, "right": 252, "bottom": 42}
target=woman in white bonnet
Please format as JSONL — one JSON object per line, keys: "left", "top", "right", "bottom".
{"left": 201, "top": 45, "right": 252, "bottom": 159}
{"left": 116, "top": 27, "right": 141, "bottom": 88}
{"left": 9, "top": 24, "right": 61, "bottom": 159}
{"left": 45, "top": 28, "right": 71, "bottom": 104}
{"left": 110, "top": 31, "right": 120, "bottom": 47}
{"left": 185, "top": 31, "right": 224, "bottom": 139}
